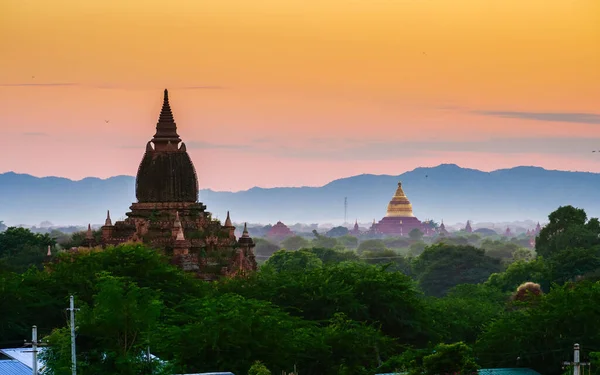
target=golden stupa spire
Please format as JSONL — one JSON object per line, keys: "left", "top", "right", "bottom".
{"left": 385, "top": 181, "right": 415, "bottom": 218}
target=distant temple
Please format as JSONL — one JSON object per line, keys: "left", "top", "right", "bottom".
{"left": 85, "top": 89, "right": 256, "bottom": 280}
{"left": 267, "top": 221, "right": 294, "bottom": 240}
{"left": 464, "top": 220, "right": 473, "bottom": 233}
{"left": 372, "top": 182, "right": 425, "bottom": 236}
{"left": 350, "top": 219, "right": 361, "bottom": 236}
{"left": 438, "top": 220, "right": 449, "bottom": 235}
{"left": 504, "top": 226, "right": 512, "bottom": 237}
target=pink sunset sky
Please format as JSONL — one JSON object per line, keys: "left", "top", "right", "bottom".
{"left": 1, "top": 0, "right": 599, "bottom": 191}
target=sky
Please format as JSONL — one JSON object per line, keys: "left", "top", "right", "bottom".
{"left": 1, "top": 0, "right": 599, "bottom": 191}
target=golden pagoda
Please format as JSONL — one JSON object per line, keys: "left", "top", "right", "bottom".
{"left": 385, "top": 182, "right": 415, "bottom": 218}
{"left": 373, "top": 181, "right": 425, "bottom": 236}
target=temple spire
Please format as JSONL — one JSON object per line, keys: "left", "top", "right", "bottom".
{"left": 86, "top": 224, "right": 93, "bottom": 239}
{"left": 152, "top": 89, "right": 181, "bottom": 143}
{"left": 242, "top": 222, "right": 250, "bottom": 238}
{"left": 176, "top": 226, "right": 185, "bottom": 241}
{"left": 174, "top": 211, "right": 182, "bottom": 228}
{"left": 105, "top": 210, "right": 112, "bottom": 226}
{"left": 224, "top": 211, "right": 232, "bottom": 227}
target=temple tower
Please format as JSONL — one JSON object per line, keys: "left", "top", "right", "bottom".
{"left": 373, "top": 182, "right": 425, "bottom": 236}
{"left": 97, "top": 89, "right": 256, "bottom": 279}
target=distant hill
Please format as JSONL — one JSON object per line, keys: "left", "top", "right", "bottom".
{"left": 1, "top": 164, "right": 599, "bottom": 226}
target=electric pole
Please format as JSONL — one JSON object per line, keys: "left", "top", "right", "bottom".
{"left": 24, "top": 325, "right": 46, "bottom": 375}
{"left": 563, "top": 343, "right": 591, "bottom": 375}
{"left": 344, "top": 197, "right": 347, "bottom": 225}
{"left": 66, "top": 295, "right": 79, "bottom": 375}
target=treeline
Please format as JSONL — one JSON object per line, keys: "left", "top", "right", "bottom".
{"left": 0, "top": 206, "right": 600, "bottom": 375}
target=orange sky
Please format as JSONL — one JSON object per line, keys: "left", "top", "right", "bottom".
{"left": 0, "top": 0, "right": 599, "bottom": 191}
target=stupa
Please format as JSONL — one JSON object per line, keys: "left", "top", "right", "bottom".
{"left": 93, "top": 89, "right": 256, "bottom": 280}
{"left": 372, "top": 182, "right": 425, "bottom": 236}
{"left": 267, "top": 221, "right": 294, "bottom": 240}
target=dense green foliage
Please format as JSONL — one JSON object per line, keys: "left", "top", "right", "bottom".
{"left": 1, "top": 205, "right": 600, "bottom": 375}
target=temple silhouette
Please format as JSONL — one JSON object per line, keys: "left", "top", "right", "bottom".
{"left": 87, "top": 89, "right": 257, "bottom": 280}
{"left": 371, "top": 182, "right": 427, "bottom": 236}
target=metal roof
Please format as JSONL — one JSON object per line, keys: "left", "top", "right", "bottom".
{"left": 0, "top": 348, "right": 46, "bottom": 372}
{"left": 479, "top": 368, "right": 542, "bottom": 375}
{"left": 0, "top": 360, "right": 32, "bottom": 375}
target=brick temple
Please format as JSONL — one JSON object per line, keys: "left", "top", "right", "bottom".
{"left": 86, "top": 89, "right": 256, "bottom": 280}
{"left": 372, "top": 182, "right": 426, "bottom": 236}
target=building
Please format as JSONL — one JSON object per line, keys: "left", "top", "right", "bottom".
{"left": 464, "top": 220, "right": 473, "bottom": 233}
{"left": 372, "top": 182, "right": 426, "bottom": 236}
{"left": 86, "top": 89, "right": 256, "bottom": 280}
{"left": 266, "top": 221, "right": 294, "bottom": 240}
{"left": 438, "top": 220, "right": 449, "bottom": 235}
{"left": 350, "top": 219, "right": 361, "bottom": 236}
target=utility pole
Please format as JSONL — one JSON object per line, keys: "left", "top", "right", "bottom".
{"left": 344, "top": 197, "right": 347, "bottom": 225}
{"left": 66, "top": 295, "right": 79, "bottom": 375}
{"left": 563, "top": 343, "right": 591, "bottom": 375}
{"left": 24, "top": 325, "right": 46, "bottom": 375}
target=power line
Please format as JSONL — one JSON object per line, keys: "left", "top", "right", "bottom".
{"left": 254, "top": 254, "right": 409, "bottom": 260}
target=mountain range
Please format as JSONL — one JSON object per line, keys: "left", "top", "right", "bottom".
{"left": 1, "top": 164, "right": 599, "bottom": 227}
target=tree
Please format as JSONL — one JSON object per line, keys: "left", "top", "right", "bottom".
{"left": 409, "top": 241, "right": 427, "bottom": 257}
{"left": 409, "top": 229, "right": 424, "bottom": 241}
{"left": 422, "top": 342, "right": 479, "bottom": 375}
{"left": 304, "top": 247, "right": 360, "bottom": 264}
{"left": 337, "top": 235, "right": 359, "bottom": 249}
{"left": 43, "top": 274, "right": 164, "bottom": 375}
{"left": 253, "top": 238, "right": 281, "bottom": 258}
{"left": 361, "top": 249, "right": 411, "bottom": 275}
{"left": 326, "top": 226, "right": 349, "bottom": 238}
{"left": 357, "top": 239, "right": 386, "bottom": 254}
{"left": 152, "top": 293, "right": 326, "bottom": 375}
{"left": 426, "top": 284, "right": 506, "bottom": 344}
{"left": 412, "top": 244, "right": 504, "bottom": 297}
{"left": 536, "top": 206, "right": 600, "bottom": 259}
{"left": 485, "top": 258, "right": 548, "bottom": 292}
{"left": 476, "top": 281, "right": 600, "bottom": 375}
{"left": 249, "top": 361, "right": 272, "bottom": 375}
{"left": 280, "top": 236, "right": 310, "bottom": 251}
{"left": 480, "top": 239, "right": 524, "bottom": 262}
{"left": 311, "top": 230, "right": 339, "bottom": 249}
{"left": 218, "top": 262, "right": 427, "bottom": 343}
{"left": 0, "top": 220, "right": 6, "bottom": 232}
{"left": 264, "top": 249, "right": 323, "bottom": 273}
{"left": 0, "top": 226, "right": 56, "bottom": 272}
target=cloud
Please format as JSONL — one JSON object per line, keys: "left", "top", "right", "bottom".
{"left": 178, "top": 85, "right": 227, "bottom": 90}
{"left": 114, "top": 135, "right": 600, "bottom": 160}
{"left": 260, "top": 136, "right": 600, "bottom": 161}
{"left": 22, "top": 132, "right": 48, "bottom": 136}
{"left": 116, "top": 140, "right": 252, "bottom": 150}
{"left": 472, "top": 111, "right": 600, "bottom": 124}
{"left": 185, "top": 141, "right": 250, "bottom": 150}
{"left": 0, "top": 83, "right": 228, "bottom": 90}
{"left": 0, "top": 83, "right": 78, "bottom": 87}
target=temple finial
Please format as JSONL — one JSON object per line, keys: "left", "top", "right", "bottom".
{"left": 242, "top": 222, "right": 249, "bottom": 238}
{"left": 105, "top": 210, "right": 112, "bottom": 226}
{"left": 224, "top": 211, "right": 232, "bottom": 227}
{"left": 176, "top": 226, "right": 185, "bottom": 241}
{"left": 47, "top": 245, "right": 52, "bottom": 256}
{"left": 174, "top": 211, "right": 182, "bottom": 228}
{"left": 152, "top": 89, "right": 180, "bottom": 143}
{"left": 86, "top": 224, "right": 93, "bottom": 239}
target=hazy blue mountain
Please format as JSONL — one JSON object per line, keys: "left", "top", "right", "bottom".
{"left": 1, "top": 164, "right": 599, "bottom": 227}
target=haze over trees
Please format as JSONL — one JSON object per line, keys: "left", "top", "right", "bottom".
{"left": 1, "top": 205, "right": 599, "bottom": 375}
